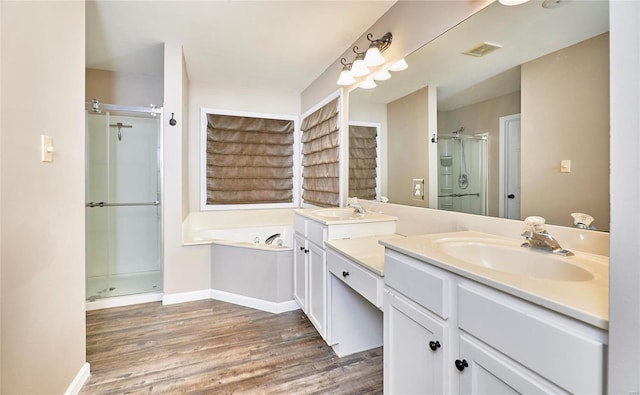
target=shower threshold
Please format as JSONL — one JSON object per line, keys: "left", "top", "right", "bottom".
{"left": 86, "top": 271, "right": 162, "bottom": 303}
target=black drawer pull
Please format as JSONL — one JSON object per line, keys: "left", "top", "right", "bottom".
{"left": 342, "top": 271, "right": 350, "bottom": 278}
{"left": 429, "top": 341, "right": 441, "bottom": 351}
{"left": 455, "top": 359, "right": 468, "bottom": 371}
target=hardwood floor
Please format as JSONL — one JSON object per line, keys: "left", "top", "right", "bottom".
{"left": 81, "top": 300, "right": 383, "bottom": 394}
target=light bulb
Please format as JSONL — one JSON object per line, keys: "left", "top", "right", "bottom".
{"left": 372, "top": 69, "right": 391, "bottom": 81}
{"left": 359, "top": 79, "right": 376, "bottom": 89}
{"left": 351, "top": 58, "right": 370, "bottom": 77}
{"left": 336, "top": 69, "right": 356, "bottom": 86}
{"left": 364, "top": 45, "right": 385, "bottom": 67}
{"left": 388, "top": 58, "right": 408, "bottom": 72}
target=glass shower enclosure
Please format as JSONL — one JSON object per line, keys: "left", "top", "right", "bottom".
{"left": 85, "top": 103, "right": 163, "bottom": 301}
{"left": 437, "top": 133, "right": 488, "bottom": 215}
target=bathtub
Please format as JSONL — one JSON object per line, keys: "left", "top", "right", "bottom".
{"left": 200, "top": 225, "right": 293, "bottom": 250}
{"left": 206, "top": 225, "right": 298, "bottom": 314}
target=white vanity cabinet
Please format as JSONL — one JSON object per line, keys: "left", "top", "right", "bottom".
{"left": 456, "top": 281, "right": 607, "bottom": 394}
{"left": 384, "top": 250, "right": 454, "bottom": 394}
{"left": 383, "top": 249, "right": 607, "bottom": 395}
{"left": 293, "top": 232, "right": 308, "bottom": 311}
{"left": 294, "top": 215, "right": 328, "bottom": 338}
{"left": 293, "top": 211, "right": 396, "bottom": 341}
{"left": 384, "top": 290, "right": 448, "bottom": 394}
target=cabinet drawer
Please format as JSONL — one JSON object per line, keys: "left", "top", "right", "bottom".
{"left": 307, "top": 219, "right": 327, "bottom": 247}
{"left": 327, "top": 249, "right": 382, "bottom": 308}
{"left": 294, "top": 214, "right": 307, "bottom": 236}
{"left": 458, "top": 283, "right": 605, "bottom": 394}
{"left": 384, "top": 250, "right": 450, "bottom": 319}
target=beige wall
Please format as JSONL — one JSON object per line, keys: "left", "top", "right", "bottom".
{"left": 1, "top": 1, "right": 86, "bottom": 393}
{"left": 521, "top": 33, "right": 609, "bottom": 230}
{"left": 187, "top": 80, "right": 300, "bottom": 212}
{"left": 163, "top": 43, "right": 211, "bottom": 295}
{"left": 86, "top": 68, "right": 163, "bottom": 107}
{"left": 387, "top": 87, "right": 431, "bottom": 207}
{"left": 438, "top": 91, "right": 521, "bottom": 217}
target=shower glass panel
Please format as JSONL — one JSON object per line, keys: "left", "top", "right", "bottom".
{"left": 85, "top": 107, "right": 162, "bottom": 301}
{"left": 437, "top": 135, "right": 488, "bottom": 215}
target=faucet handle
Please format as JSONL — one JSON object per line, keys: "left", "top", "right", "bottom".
{"left": 524, "top": 216, "right": 546, "bottom": 232}
{"left": 571, "top": 212, "right": 595, "bottom": 228}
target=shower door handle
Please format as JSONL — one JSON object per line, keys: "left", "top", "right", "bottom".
{"left": 86, "top": 201, "right": 160, "bottom": 208}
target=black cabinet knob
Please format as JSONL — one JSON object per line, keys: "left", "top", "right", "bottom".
{"left": 429, "top": 341, "right": 441, "bottom": 351}
{"left": 342, "top": 271, "right": 350, "bottom": 278}
{"left": 304, "top": 249, "right": 309, "bottom": 253}
{"left": 507, "top": 194, "right": 515, "bottom": 199}
{"left": 300, "top": 246, "right": 305, "bottom": 251}
{"left": 455, "top": 359, "right": 469, "bottom": 371}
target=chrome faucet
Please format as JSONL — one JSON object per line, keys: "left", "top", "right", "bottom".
{"left": 347, "top": 198, "right": 367, "bottom": 214}
{"left": 520, "top": 216, "right": 573, "bottom": 256}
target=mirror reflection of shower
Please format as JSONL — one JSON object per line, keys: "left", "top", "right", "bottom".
{"left": 452, "top": 127, "right": 469, "bottom": 190}
{"left": 437, "top": 128, "right": 488, "bottom": 215}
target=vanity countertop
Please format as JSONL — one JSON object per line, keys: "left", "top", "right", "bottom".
{"left": 380, "top": 231, "right": 609, "bottom": 330}
{"left": 325, "top": 234, "right": 405, "bottom": 276}
{"left": 294, "top": 208, "right": 398, "bottom": 226}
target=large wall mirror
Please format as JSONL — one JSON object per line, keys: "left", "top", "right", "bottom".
{"left": 348, "top": 0, "right": 609, "bottom": 231}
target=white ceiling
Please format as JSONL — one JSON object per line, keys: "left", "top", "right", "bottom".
{"left": 86, "top": 0, "right": 396, "bottom": 95}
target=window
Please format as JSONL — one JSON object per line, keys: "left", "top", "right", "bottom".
{"left": 201, "top": 109, "right": 298, "bottom": 210}
{"left": 301, "top": 97, "right": 340, "bottom": 207}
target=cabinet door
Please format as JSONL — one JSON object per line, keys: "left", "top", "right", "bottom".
{"left": 458, "top": 335, "right": 566, "bottom": 394}
{"left": 308, "top": 241, "right": 326, "bottom": 339}
{"left": 384, "top": 291, "right": 447, "bottom": 394}
{"left": 293, "top": 233, "right": 307, "bottom": 312}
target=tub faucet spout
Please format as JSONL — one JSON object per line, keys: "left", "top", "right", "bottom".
{"left": 265, "top": 233, "right": 281, "bottom": 245}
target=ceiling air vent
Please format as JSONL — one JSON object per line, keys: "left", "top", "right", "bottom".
{"left": 462, "top": 42, "right": 502, "bottom": 58}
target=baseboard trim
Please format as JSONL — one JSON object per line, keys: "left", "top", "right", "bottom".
{"left": 144, "top": 289, "right": 298, "bottom": 314}
{"left": 64, "top": 362, "right": 90, "bottom": 395}
{"left": 86, "top": 292, "right": 164, "bottom": 311}
{"left": 210, "top": 289, "right": 299, "bottom": 314}
{"left": 162, "top": 289, "right": 213, "bottom": 305}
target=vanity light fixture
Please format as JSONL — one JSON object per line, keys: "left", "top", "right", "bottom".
{"left": 335, "top": 31, "right": 407, "bottom": 88}
{"left": 336, "top": 58, "right": 356, "bottom": 86}
{"left": 364, "top": 32, "right": 393, "bottom": 66}
{"left": 351, "top": 47, "right": 370, "bottom": 77}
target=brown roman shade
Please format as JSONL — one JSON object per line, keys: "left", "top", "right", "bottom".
{"left": 348, "top": 125, "right": 378, "bottom": 200}
{"left": 301, "top": 98, "right": 340, "bottom": 207}
{"left": 206, "top": 114, "right": 294, "bottom": 204}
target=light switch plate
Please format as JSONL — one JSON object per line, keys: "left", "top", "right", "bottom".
{"left": 41, "top": 135, "right": 53, "bottom": 162}
{"left": 560, "top": 159, "right": 571, "bottom": 173}
{"left": 412, "top": 178, "right": 425, "bottom": 200}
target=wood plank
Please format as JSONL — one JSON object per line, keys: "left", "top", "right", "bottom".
{"left": 81, "top": 300, "right": 383, "bottom": 394}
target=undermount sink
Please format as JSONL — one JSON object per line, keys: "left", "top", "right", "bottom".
{"left": 433, "top": 238, "right": 595, "bottom": 282}
{"left": 310, "top": 208, "right": 365, "bottom": 220}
